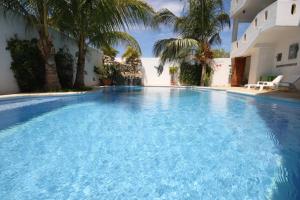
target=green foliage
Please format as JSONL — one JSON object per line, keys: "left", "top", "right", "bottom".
{"left": 169, "top": 66, "right": 178, "bottom": 75}
{"left": 94, "top": 64, "right": 124, "bottom": 85}
{"left": 122, "top": 46, "right": 141, "bottom": 63}
{"left": 203, "top": 66, "right": 213, "bottom": 86}
{"left": 153, "top": 0, "right": 230, "bottom": 83}
{"left": 179, "top": 63, "right": 201, "bottom": 86}
{"left": 102, "top": 46, "right": 119, "bottom": 58}
{"left": 6, "top": 36, "right": 45, "bottom": 92}
{"left": 212, "top": 48, "right": 230, "bottom": 58}
{"left": 94, "top": 64, "right": 114, "bottom": 80}
{"left": 55, "top": 48, "right": 74, "bottom": 89}
{"left": 53, "top": 0, "right": 154, "bottom": 87}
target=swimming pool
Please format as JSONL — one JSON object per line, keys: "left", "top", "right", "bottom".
{"left": 0, "top": 87, "right": 300, "bottom": 199}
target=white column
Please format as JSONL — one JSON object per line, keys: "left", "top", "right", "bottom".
{"left": 232, "top": 19, "right": 239, "bottom": 42}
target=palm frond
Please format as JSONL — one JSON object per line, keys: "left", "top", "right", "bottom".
{"left": 92, "top": 31, "right": 141, "bottom": 54}
{"left": 153, "top": 38, "right": 200, "bottom": 74}
{"left": 154, "top": 9, "right": 179, "bottom": 26}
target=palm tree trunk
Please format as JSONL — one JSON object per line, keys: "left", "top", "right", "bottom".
{"left": 74, "top": 34, "right": 86, "bottom": 89}
{"left": 38, "top": 2, "right": 61, "bottom": 91}
{"left": 38, "top": 32, "right": 61, "bottom": 91}
{"left": 200, "top": 64, "right": 206, "bottom": 86}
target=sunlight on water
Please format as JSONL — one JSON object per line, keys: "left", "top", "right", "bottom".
{"left": 0, "top": 87, "right": 299, "bottom": 199}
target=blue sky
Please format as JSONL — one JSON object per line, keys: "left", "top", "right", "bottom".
{"left": 117, "top": 0, "right": 232, "bottom": 57}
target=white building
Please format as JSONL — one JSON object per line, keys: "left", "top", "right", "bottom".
{"left": 230, "top": 0, "right": 300, "bottom": 90}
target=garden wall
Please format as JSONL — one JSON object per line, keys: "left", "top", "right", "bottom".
{"left": 141, "top": 58, "right": 173, "bottom": 86}
{"left": 0, "top": 8, "right": 102, "bottom": 94}
{"left": 211, "top": 58, "right": 232, "bottom": 87}
{"left": 141, "top": 58, "right": 231, "bottom": 87}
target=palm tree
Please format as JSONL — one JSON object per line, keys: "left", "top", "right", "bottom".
{"left": 122, "top": 46, "right": 142, "bottom": 73}
{"left": 54, "top": 0, "right": 154, "bottom": 89}
{"left": 122, "top": 46, "right": 141, "bottom": 63}
{"left": 1, "top": 0, "right": 61, "bottom": 90}
{"left": 102, "top": 46, "right": 119, "bottom": 59}
{"left": 153, "top": 0, "right": 230, "bottom": 86}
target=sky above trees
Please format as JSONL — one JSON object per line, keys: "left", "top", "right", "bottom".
{"left": 117, "top": 0, "right": 233, "bottom": 57}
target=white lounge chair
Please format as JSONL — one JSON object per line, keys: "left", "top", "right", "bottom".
{"left": 279, "top": 74, "right": 300, "bottom": 90}
{"left": 245, "top": 75, "right": 284, "bottom": 91}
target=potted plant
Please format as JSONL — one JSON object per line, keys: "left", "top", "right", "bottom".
{"left": 169, "top": 66, "right": 179, "bottom": 86}
{"left": 95, "top": 64, "right": 115, "bottom": 86}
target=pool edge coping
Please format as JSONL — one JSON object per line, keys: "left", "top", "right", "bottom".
{"left": 1, "top": 86, "right": 300, "bottom": 104}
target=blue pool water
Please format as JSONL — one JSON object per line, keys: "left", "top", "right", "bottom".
{"left": 0, "top": 87, "right": 300, "bottom": 199}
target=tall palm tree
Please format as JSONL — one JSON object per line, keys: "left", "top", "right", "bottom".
{"left": 1, "top": 0, "right": 62, "bottom": 90}
{"left": 122, "top": 46, "right": 141, "bottom": 63}
{"left": 54, "top": 0, "right": 154, "bottom": 89}
{"left": 153, "top": 0, "right": 230, "bottom": 86}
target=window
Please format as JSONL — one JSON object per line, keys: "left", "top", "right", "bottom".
{"left": 276, "top": 53, "right": 282, "bottom": 62}
{"left": 265, "top": 10, "right": 268, "bottom": 20}
{"left": 291, "top": 4, "right": 296, "bottom": 15}
{"left": 254, "top": 18, "right": 258, "bottom": 27}
{"left": 288, "top": 43, "right": 299, "bottom": 59}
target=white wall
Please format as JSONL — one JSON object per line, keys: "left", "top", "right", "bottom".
{"left": 273, "top": 35, "right": 300, "bottom": 88}
{"left": 246, "top": 33, "right": 300, "bottom": 90}
{"left": 211, "top": 58, "right": 231, "bottom": 87}
{"left": 141, "top": 58, "right": 231, "bottom": 87}
{"left": 141, "top": 58, "right": 173, "bottom": 86}
{"left": 0, "top": 9, "right": 101, "bottom": 94}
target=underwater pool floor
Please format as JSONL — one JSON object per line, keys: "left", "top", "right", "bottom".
{"left": 0, "top": 87, "right": 300, "bottom": 199}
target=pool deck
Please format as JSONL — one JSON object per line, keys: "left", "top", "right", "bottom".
{"left": 0, "top": 87, "right": 103, "bottom": 100}
{"left": 0, "top": 86, "right": 300, "bottom": 102}
{"left": 208, "top": 86, "right": 300, "bottom": 101}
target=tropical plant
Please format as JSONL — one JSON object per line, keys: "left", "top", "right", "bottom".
{"left": 179, "top": 62, "right": 201, "bottom": 86}
{"left": 169, "top": 66, "right": 179, "bottom": 75}
{"left": 6, "top": 37, "right": 45, "bottom": 92}
{"left": 153, "top": 0, "right": 230, "bottom": 86}
{"left": 102, "top": 46, "right": 119, "bottom": 59}
{"left": 169, "top": 66, "right": 179, "bottom": 85}
{"left": 53, "top": 0, "right": 155, "bottom": 89}
{"left": 122, "top": 46, "right": 141, "bottom": 63}
{"left": 212, "top": 48, "right": 230, "bottom": 58}
{"left": 96, "top": 64, "right": 116, "bottom": 80}
{"left": 1, "top": 0, "right": 62, "bottom": 90}
{"left": 55, "top": 48, "right": 74, "bottom": 89}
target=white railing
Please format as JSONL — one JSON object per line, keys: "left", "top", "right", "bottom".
{"left": 231, "top": 0, "right": 300, "bottom": 58}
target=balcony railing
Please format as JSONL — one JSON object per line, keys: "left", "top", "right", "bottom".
{"left": 231, "top": 0, "right": 300, "bottom": 57}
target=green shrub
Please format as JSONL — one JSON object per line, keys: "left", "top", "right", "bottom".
{"left": 6, "top": 36, "right": 45, "bottom": 92}
{"left": 179, "top": 62, "right": 201, "bottom": 86}
{"left": 169, "top": 66, "right": 178, "bottom": 75}
{"left": 203, "top": 66, "right": 213, "bottom": 86}
{"left": 94, "top": 64, "right": 125, "bottom": 85}
{"left": 55, "top": 48, "right": 74, "bottom": 89}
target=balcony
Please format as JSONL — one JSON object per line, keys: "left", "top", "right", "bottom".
{"left": 231, "top": 0, "right": 277, "bottom": 21}
{"left": 230, "top": 0, "right": 247, "bottom": 17}
{"left": 231, "top": 0, "right": 300, "bottom": 58}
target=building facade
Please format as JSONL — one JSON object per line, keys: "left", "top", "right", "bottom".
{"left": 230, "top": 0, "right": 300, "bottom": 90}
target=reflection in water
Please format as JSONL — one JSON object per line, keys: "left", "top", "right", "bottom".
{"left": 254, "top": 99, "right": 300, "bottom": 199}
